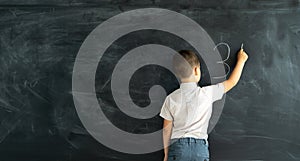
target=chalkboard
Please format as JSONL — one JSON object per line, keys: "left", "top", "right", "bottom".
{"left": 0, "top": 1, "right": 300, "bottom": 161}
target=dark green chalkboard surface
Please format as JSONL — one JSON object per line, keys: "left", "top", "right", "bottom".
{"left": 0, "top": 0, "right": 299, "bottom": 160}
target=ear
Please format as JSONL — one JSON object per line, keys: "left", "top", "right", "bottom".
{"left": 194, "top": 66, "right": 199, "bottom": 75}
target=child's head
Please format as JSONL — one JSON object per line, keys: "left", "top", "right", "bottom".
{"left": 172, "top": 50, "right": 201, "bottom": 83}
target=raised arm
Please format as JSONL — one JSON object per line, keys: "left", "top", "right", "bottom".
{"left": 223, "top": 48, "right": 248, "bottom": 93}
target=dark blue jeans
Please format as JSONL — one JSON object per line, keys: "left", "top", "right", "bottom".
{"left": 167, "top": 137, "right": 210, "bottom": 161}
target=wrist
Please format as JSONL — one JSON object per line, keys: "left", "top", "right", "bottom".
{"left": 164, "top": 150, "right": 168, "bottom": 155}
{"left": 237, "top": 59, "right": 246, "bottom": 65}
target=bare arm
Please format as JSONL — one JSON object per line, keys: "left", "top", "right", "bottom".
{"left": 223, "top": 48, "right": 248, "bottom": 93}
{"left": 162, "top": 119, "right": 172, "bottom": 160}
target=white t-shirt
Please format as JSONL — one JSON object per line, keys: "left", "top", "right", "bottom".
{"left": 159, "top": 82, "right": 225, "bottom": 140}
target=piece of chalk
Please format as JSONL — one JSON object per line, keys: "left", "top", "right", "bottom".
{"left": 241, "top": 43, "right": 244, "bottom": 49}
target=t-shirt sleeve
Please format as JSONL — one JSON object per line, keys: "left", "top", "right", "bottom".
{"left": 159, "top": 96, "right": 173, "bottom": 121}
{"left": 203, "top": 82, "right": 225, "bottom": 102}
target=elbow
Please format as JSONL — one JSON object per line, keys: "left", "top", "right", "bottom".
{"left": 228, "top": 78, "right": 238, "bottom": 87}
{"left": 163, "top": 126, "right": 173, "bottom": 135}
{"left": 163, "top": 127, "right": 172, "bottom": 133}
{"left": 232, "top": 80, "right": 238, "bottom": 87}
{"left": 224, "top": 78, "right": 239, "bottom": 93}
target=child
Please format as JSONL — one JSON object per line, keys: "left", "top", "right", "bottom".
{"left": 160, "top": 48, "right": 248, "bottom": 161}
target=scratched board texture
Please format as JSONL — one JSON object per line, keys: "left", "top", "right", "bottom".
{"left": 0, "top": 0, "right": 300, "bottom": 161}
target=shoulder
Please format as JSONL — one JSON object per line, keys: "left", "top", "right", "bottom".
{"left": 200, "top": 82, "right": 225, "bottom": 101}
{"left": 167, "top": 88, "right": 181, "bottom": 99}
{"left": 199, "top": 84, "right": 210, "bottom": 93}
{"left": 201, "top": 82, "right": 224, "bottom": 91}
{"left": 163, "top": 88, "right": 182, "bottom": 107}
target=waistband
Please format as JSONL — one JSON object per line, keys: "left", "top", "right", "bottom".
{"left": 171, "top": 137, "right": 208, "bottom": 145}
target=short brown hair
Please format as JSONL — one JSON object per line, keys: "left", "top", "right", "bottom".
{"left": 172, "top": 50, "right": 200, "bottom": 79}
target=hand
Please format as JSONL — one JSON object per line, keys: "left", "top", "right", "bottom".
{"left": 237, "top": 49, "right": 248, "bottom": 63}
{"left": 163, "top": 155, "right": 168, "bottom": 161}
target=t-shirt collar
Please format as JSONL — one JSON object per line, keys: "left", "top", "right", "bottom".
{"left": 180, "top": 82, "right": 198, "bottom": 90}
